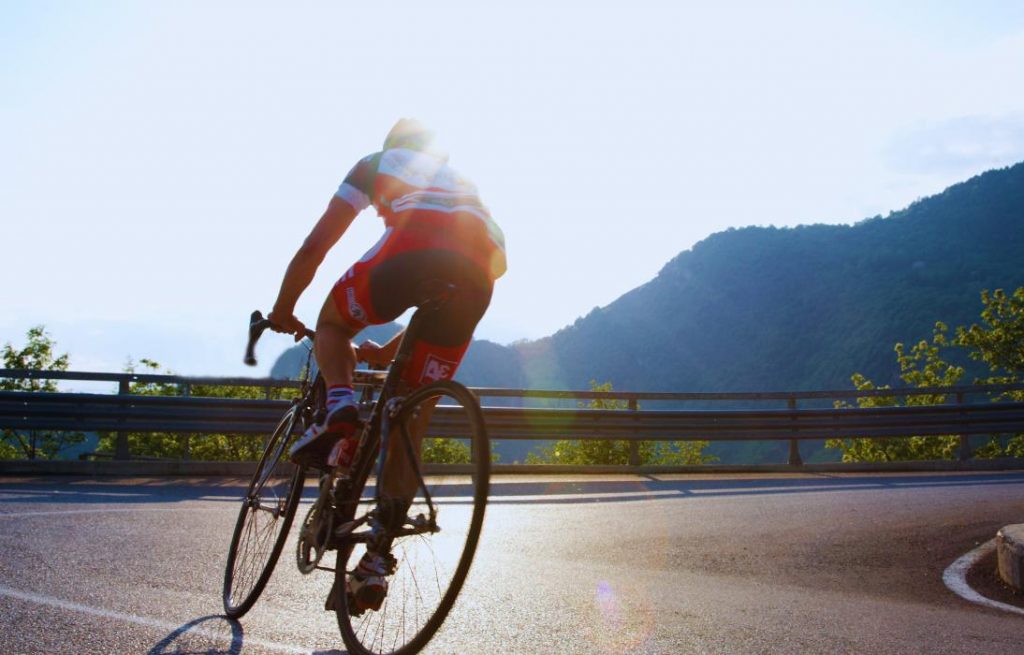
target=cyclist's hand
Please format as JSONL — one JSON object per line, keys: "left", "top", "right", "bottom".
{"left": 357, "top": 340, "right": 389, "bottom": 367}
{"left": 267, "top": 310, "right": 307, "bottom": 342}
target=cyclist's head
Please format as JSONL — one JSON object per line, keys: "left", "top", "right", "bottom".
{"left": 383, "top": 118, "right": 436, "bottom": 152}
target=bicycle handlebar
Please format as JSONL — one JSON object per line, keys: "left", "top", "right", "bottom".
{"left": 244, "top": 310, "right": 316, "bottom": 367}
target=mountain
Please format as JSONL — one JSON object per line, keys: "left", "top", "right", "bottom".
{"left": 475, "top": 162, "right": 1024, "bottom": 393}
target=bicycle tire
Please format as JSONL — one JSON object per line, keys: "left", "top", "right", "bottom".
{"left": 223, "top": 407, "right": 306, "bottom": 618}
{"left": 335, "top": 379, "right": 490, "bottom": 655}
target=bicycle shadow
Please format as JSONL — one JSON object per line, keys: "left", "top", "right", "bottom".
{"left": 146, "top": 615, "right": 244, "bottom": 655}
{"left": 146, "top": 615, "right": 352, "bottom": 655}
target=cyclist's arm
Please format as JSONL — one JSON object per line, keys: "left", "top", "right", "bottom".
{"left": 269, "top": 196, "right": 358, "bottom": 335}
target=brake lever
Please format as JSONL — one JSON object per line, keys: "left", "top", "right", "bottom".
{"left": 244, "top": 311, "right": 272, "bottom": 366}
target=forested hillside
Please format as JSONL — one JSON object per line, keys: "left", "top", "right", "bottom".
{"left": 465, "top": 162, "right": 1024, "bottom": 393}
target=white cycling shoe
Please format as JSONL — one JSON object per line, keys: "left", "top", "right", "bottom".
{"left": 348, "top": 551, "right": 394, "bottom": 612}
{"left": 289, "top": 403, "right": 359, "bottom": 469}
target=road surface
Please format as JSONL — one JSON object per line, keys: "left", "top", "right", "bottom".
{"left": 1, "top": 472, "right": 1023, "bottom": 654}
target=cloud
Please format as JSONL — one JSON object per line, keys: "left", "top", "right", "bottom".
{"left": 885, "top": 114, "right": 1024, "bottom": 175}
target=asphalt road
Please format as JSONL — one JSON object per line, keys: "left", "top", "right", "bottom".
{"left": 1, "top": 472, "right": 1023, "bottom": 655}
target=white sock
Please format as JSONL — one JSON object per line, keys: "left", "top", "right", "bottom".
{"left": 326, "top": 385, "right": 355, "bottom": 412}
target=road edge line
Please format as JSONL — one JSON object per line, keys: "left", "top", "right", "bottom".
{"left": 0, "top": 584, "right": 309, "bottom": 654}
{"left": 943, "top": 539, "right": 1024, "bottom": 617}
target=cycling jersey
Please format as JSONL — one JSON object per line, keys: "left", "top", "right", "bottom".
{"left": 335, "top": 148, "right": 507, "bottom": 280}
{"left": 330, "top": 147, "right": 504, "bottom": 388}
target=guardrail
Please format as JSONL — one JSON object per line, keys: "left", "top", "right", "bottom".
{"left": 2, "top": 369, "right": 1024, "bottom": 470}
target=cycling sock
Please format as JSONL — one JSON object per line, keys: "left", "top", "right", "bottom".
{"left": 326, "top": 385, "right": 356, "bottom": 412}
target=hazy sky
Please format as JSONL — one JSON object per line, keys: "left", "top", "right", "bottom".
{"left": 3, "top": 1, "right": 1024, "bottom": 377}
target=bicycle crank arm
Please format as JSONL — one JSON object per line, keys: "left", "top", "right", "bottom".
{"left": 332, "top": 515, "right": 369, "bottom": 541}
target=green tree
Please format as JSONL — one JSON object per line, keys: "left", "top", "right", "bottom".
{"left": 956, "top": 287, "right": 1024, "bottom": 454}
{"left": 95, "top": 358, "right": 287, "bottom": 461}
{"left": 422, "top": 438, "right": 472, "bottom": 464}
{"left": 827, "top": 322, "right": 966, "bottom": 462}
{"left": 829, "top": 287, "right": 1024, "bottom": 462}
{"left": 956, "top": 288, "right": 1024, "bottom": 389}
{"left": 526, "top": 381, "right": 716, "bottom": 466}
{"left": 1, "top": 326, "right": 85, "bottom": 459}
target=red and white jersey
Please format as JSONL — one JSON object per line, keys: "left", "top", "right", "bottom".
{"left": 335, "top": 148, "right": 507, "bottom": 279}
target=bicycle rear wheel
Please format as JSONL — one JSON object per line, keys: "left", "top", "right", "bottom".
{"left": 335, "top": 380, "right": 490, "bottom": 655}
{"left": 223, "top": 408, "right": 306, "bottom": 618}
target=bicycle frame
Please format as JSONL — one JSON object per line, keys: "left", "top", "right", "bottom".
{"left": 330, "top": 299, "right": 449, "bottom": 546}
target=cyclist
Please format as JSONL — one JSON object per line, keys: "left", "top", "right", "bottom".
{"left": 267, "top": 118, "right": 505, "bottom": 610}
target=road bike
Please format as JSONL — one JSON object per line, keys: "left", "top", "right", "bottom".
{"left": 222, "top": 286, "right": 490, "bottom": 655}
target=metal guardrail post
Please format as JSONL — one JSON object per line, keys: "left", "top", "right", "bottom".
{"left": 957, "top": 391, "right": 972, "bottom": 461}
{"left": 788, "top": 397, "right": 803, "bottom": 466}
{"left": 627, "top": 398, "right": 641, "bottom": 466}
{"left": 115, "top": 379, "right": 130, "bottom": 460}
{"left": 181, "top": 383, "right": 191, "bottom": 461}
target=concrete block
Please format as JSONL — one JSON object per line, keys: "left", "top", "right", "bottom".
{"left": 996, "top": 524, "right": 1024, "bottom": 592}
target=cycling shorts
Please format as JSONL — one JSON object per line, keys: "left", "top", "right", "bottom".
{"left": 330, "top": 227, "right": 493, "bottom": 388}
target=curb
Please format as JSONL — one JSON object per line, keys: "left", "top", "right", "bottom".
{"left": 943, "top": 540, "right": 1024, "bottom": 617}
{"left": 997, "top": 524, "right": 1024, "bottom": 592}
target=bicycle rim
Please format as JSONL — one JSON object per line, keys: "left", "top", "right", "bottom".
{"left": 335, "top": 380, "right": 490, "bottom": 655}
{"left": 223, "top": 408, "right": 306, "bottom": 618}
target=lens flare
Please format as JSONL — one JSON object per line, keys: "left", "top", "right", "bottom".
{"left": 588, "top": 579, "right": 656, "bottom": 654}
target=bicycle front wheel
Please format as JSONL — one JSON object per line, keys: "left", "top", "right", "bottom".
{"left": 335, "top": 380, "right": 490, "bottom": 655}
{"left": 223, "top": 408, "right": 306, "bottom": 618}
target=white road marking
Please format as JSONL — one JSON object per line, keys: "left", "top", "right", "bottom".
{"left": 0, "top": 584, "right": 309, "bottom": 654}
{"left": 686, "top": 483, "right": 882, "bottom": 494}
{"left": 0, "top": 507, "right": 222, "bottom": 519}
{"left": 0, "top": 489, "right": 151, "bottom": 498}
{"left": 942, "top": 539, "right": 1024, "bottom": 617}
{"left": 489, "top": 489, "right": 684, "bottom": 502}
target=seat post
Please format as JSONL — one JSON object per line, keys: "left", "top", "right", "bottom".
{"left": 381, "top": 310, "right": 424, "bottom": 395}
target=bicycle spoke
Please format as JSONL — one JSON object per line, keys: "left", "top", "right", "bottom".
{"left": 335, "top": 380, "right": 489, "bottom": 655}
{"left": 223, "top": 407, "right": 306, "bottom": 618}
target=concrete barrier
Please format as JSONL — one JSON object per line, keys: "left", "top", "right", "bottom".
{"left": 996, "top": 524, "right": 1024, "bottom": 593}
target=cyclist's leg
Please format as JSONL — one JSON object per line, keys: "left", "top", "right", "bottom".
{"left": 319, "top": 235, "right": 390, "bottom": 387}
{"left": 346, "top": 250, "right": 492, "bottom": 614}
{"left": 379, "top": 260, "right": 493, "bottom": 501}
{"left": 379, "top": 342, "right": 464, "bottom": 501}
{"left": 315, "top": 297, "right": 359, "bottom": 388}
{"left": 291, "top": 243, "right": 387, "bottom": 466}
{"left": 317, "top": 244, "right": 493, "bottom": 496}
